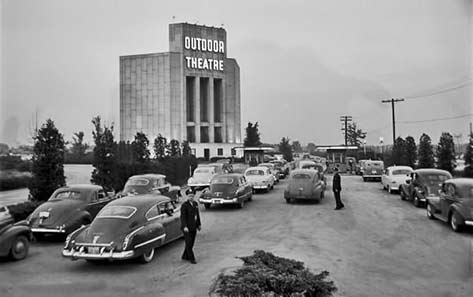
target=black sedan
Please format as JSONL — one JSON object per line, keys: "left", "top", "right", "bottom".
{"left": 199, "top": 174, "right": 253, "bottom": 209}
{"left": 28, "top": 184, "right": 114, "bottom": 238}
{"left": 122, "top": 174, "right": 181, "bottom": 202}
{"left": 399, "top": 169, "right": 452, "bottom": 207}
{"left": 0, "top": 206, "right": 32, "bottom": 261}
{"left": 62, "top": 195, "right": 182, "bottom": 263}
{"left": 427, "top": 178, "right": 473, "bottom": 232}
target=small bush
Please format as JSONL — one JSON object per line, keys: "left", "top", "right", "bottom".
{"left": 213, "top": 250, "right": 337, "bottom": 297}
{"left": 0, "top": 155, "right": 32, "bottom": 172}
{"left": 0, "top": 171, "right": 32, "bottom": 191}
{"left": 7, "top": 200, "right": 41, "bottom": 222}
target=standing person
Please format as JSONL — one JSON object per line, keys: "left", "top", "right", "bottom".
{"left": 332, "top": 168, "right": 344, "bottom": 210}
{"left": 180, "top": 189, "right": 201, "bottom": 264}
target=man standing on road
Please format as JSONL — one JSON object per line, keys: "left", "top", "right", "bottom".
{"left": 332, "top": 168, "right": 344, "bottom": 210}
{"left": 180, "top": 189, "right": 201, "bottom": 264}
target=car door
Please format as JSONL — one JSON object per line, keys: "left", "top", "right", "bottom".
{"left": 86, "top": 191, "right": 103, "bottom": 218}
{"left": 241, "top": 176, "right": 252, "bottom": 198}
{"left": 439, "top": 183, "right": 457, "bottom": 219}
{"left": 158, "top": 202, "right": 181, "bottom": 242}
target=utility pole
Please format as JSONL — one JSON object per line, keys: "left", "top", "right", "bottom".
{"left": 340, "top": 115, "right": 352, "bottom": 146}
{"left": 381, "top": 98, "right": 404, "bottom": 144}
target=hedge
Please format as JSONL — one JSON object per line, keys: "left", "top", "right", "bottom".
{"left": 0, "top": 172, "right": 32, "bottom": 191}
{"left": 7, "top": 200, "right": 41, "bottom": 222}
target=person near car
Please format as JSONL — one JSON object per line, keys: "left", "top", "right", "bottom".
{"left": 180, "top": 189, "right": 201, "bottom": 264}
{"left": 332, "top": 168, "right": 345, "bottom": 210}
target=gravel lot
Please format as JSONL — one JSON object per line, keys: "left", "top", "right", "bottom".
{"left": 1, "top": 174, "right": 473, "bottom": 297}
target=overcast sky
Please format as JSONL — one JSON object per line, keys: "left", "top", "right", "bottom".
{"left": 1, "top": 0, "right": 472, "bottom": 147}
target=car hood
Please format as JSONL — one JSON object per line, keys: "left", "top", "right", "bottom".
{"left": 73, "top": 218, "right": 139, "bottom": 250}
{"left": 30, "top": 200, "right": 85, "bottom": 227}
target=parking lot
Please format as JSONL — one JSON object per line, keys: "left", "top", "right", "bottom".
{"left": 1, "top": 174, "right": 473, "bottom": 297}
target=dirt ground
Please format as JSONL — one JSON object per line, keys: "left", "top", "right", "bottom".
{"left": 1, "top": 174, "right": 473, "bottom": 297}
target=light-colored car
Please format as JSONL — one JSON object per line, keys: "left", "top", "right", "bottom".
{"left": 244, "top": 166, "right": 275, "bottom": 193}
{"left": 258, "top": 163, "right": 280, "bottom": 183}
{"left": 381, "top": 166, "right": 414, "bottom": 194}
{"left": 297, "top": 160, "right": 317, "bottom": 170}
{"left": 362, "top": 160, "right": 384, "bottom": 181}
{"left": 187, "top": 166, "right": 217, "bottom": 191}
{"left": 121, "top": 174, "right": 181, "bottom": 202}
{"left": 284, "top": 169, "right": 326, "bottom": 203}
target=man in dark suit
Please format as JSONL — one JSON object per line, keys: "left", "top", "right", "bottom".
{"left": 180, "top": 189, "right": 201, "bottom": 264}
{"left": 332, "top": 168, "right": 344, "bottom": 210}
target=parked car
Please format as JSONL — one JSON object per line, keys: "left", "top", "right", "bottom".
{"left": 356, "top": 160, "right": 368, "bottom": 175}
{"left": 258, "top": 163, "right": 280, "bottom": 183}
{"left": 63, "top": 195, "right": 182, "bottom": 263}
{"left": 187, "top": 166, "right": 218, "bottom": 192}
{"left": 381, "top": 166, "right": 414, "bottom": 194}
{"left": 362, "top": 160, "right": 384, "bottom": 181}
{"left": 244, "top": 166, "right": 275, "bottom": 193}
{"left": 297, "top": 160, "right": 317, "bottom": 170}
{"left": 231, "top": 163, "right": 249, "bottom": 174}
{"left": 28, "top": 184, "right": 115, "bottom": 238}
{"left": 203, "top": 162, "right": 232, "bottom": 174}
{"left": 0, "top": 217, "right": 32, "bottom": 261}
{"left": 0, "top": 205, "right": 13, "bottom": 226}
{"left": 269, "top": 160, "right": 289, "bottom": 178}
{"left": 399, "top": 169, "right": 452, "bottom": 207}
{"left": 121, "top": 174, "right": 181, "bottom": 202}
{"left": 284, "top": 169, "right": 326, "bottom": 204}
{"left": 426, "top": 178, "right": 473, "bottom": 232}
{"left": 199, "top": 174, "right": 253, "bottom": 209}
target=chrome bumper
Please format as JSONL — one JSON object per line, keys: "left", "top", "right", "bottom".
{"left": 32, "top": 227, "right": 66, "bottom": 233}
{"left": 188, "top": 183, "right": 210, "bottom": 188}
{"left": 464, "top": 220, "right": 473, "bottom": 226}
{"left": 62, "top": 248, "right": 134, "bottom": 260}
{"left": 252, "top": 185, "right": 269, "bottom": 189}
{"left": 199, "top": 198, "right": 238, "bottom": 204}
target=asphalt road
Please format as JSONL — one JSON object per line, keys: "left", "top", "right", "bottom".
{"left": 1, "top": 175, "right": 473, "bottom": 297}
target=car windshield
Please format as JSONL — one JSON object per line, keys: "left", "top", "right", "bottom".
{"left": 50, "top": 191, "right": 84, "bottom": 201}
{"left": 246, "top": 170, "right": 265, "bottom": 176}
{"left": 195, "top": 168, "right": 211, "bottom": 174}
{"left": 212, "top": 177, "right": 234, "bottom": 184}
{"left": 97, "top": 206, "right": 136, "bottom": 219}
{"left": 126, "top": 178, "right": 150, "bottom": 186}
{"left": 423, "top": 174, "right": 450, "bottom": 185}
{"left": 293, "top": 173, "right": 312, "bottom": 180}
{"left": 456, "top": 185, "right": 473, "bottom": 198}
{"left": 392, "top": 169, "right": 411, "bottom": 175}
{"left": 367, "top": 162, "right": 383, "bottom": 167}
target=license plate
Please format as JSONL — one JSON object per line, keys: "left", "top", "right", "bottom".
{"left": 213, "top": 199, "right": 222, "bottom": 204}
{"left": 372, "top": 170, "right": 377, "bottom": 174}
{"left": 39, "top": 211, "right": 49, "bottom": 218}
{"left": 88, "top": 247, "right": 100, "bottom": 254}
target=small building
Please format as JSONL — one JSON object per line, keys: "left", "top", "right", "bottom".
{"left": 315, "top": 145, "right": 358, "bottom": 173}
{"left": 233, "top": 146, "right": 275, "bottom": 165}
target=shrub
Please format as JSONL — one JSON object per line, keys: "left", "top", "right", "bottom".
{"left": 0, "top": 155, "right": 32, "bottom": 172}
{"left": 213, "top": 250, "right": 337, "bottom": 297}
{"left": 0, "top": 171, "right": 32, "bottom": 191}
{"left": 7, "top": 200, "right": 41, "bottom": 222}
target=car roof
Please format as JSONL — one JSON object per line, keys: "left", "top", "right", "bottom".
{"left": 213, "top": 173, "right": 243, "bottom": 178}
{"left": 57, "top": 184, "right": 103, "bottom": 191}
{"left": 129, "top": 174, "right": 166, "bottom": 179}
{"left": 444, "top": 178, "right": 473, "bottom": 186}
{"left": 414, "top": 168, "right": 451, "bottom": 175}
{"left": 245, "top": 166, "right": 268, "bottom": 171}
{"left": 109, "top": 194, "right": 170, "bottom": 208}
{"left": 290, "top": 169, "right": 316, "bottom": 176}
{"left": 387, "top": 166, "right": 413, "bottom": 170}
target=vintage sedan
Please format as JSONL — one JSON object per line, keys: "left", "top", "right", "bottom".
{"left": 187, "top": 166, "right": 218, "bottom": 191}
{"left": 121, "top": 174, "right": 181, "bottom": 202}
{"left": 427, "top": 178, "right": 473, "bottom": 232}
{"left": 28, "top": 184, "right": 114, "bottom": 238}
{"left": 244, "top": 166, "right": 275, "bottom": 193}
{"left": 199, "top": 174, "right": 253, "bottom": 209}
{"left": 381, "top": 166, "right": 413, "bottom": 194}
{"left": 399, "top": 169, "right": 452, "bottom": 207}
{"left": 0, "top": 206, "right": 32, "bottom": 261}
{"left": 362, "top": 160, "right": 384, "bottom": 181}
{"left": 284, "top": 169, "right": 326, "bottom": 203}
{"left": 259, "top": 163, "right": 280, "bottom": 183}
{"left": 62, "top": 195, "right": 182, "bottom": 263}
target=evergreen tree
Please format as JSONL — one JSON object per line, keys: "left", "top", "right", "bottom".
{"left": 306, "top": 142, "right": 317, "bottom": 155}
{"left": 391, "top": 137, "right": 406, "bottom": 166}
{"left": 279, "top": 137, "right": 293, "bottom": 162}
{"left": 464, "top": 132, "right": 473, "bottom": 177}
{"left": 29, "top": 119, "right": 66, "bottom": 201}
{"left": 153, "top": 134, "right": 167, "bottom": 160}
{"left": 167, "top": 139, "right": 181, "bottom": 157}
{"left": 70, "top": 131, "right": 89, "bottom": 156}
{"left": 90, "top": 116, "right": 116, "bottom": 191}
{"left": 182, "top": 140, "right": 192, "bottom": 156}
{"left": 346, "top": 122, "right": 367, "bottom": 146}
{"left": 405, "top": 136, "right": 417, "bottom": 169}
{"left": 244, "top": 122, "right": 262, "bottom": 147}
{"left": 436, "top": 132, "right": 455, "bottom": 173}
{"left": 418, "top": 133, "right": 435, "bottom": 168}
{"left": 291, "top": 141, "right": 303, "bottom": 153}
{"left": 131, "top": 132, "right": 150, "bottom": 162}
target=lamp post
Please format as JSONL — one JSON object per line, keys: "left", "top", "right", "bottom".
{"left": 363, "top": 139, "right": 367, "bottom": 158}
{"left": 379, "top": 137, "right": 384, "bottom": 160}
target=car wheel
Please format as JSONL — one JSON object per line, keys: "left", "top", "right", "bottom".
{"left": 204, "top": 203, "right": 211, "bottom": 209}
{"left": 285, "top": 199, "right": 291, "bottom": 204}
{"left": 139, "top": 248, "right": 155, "bottom": 263}
{"left": 387, "top": 185, "right": 392, "bottom": 194}
{"left": 426, "top": 203, "right": 435, "bottom": 220}
{"left": 237, "top": 200, "right": 244, "bottom": 209}
{"left": 400, "top": 190, "right": 406, "bottom": 201}
{"left": 450, "top": 211, "right": 462, "bottom": 232}
{"left": 266, "top": 186, "right": 270, "bottom": 193}
{"left": 413, "top": 196, "right": 420, "bottom": 208}
{"left": 362, "top": 177, "right": 367, "bottom": 182}
{"left": 248, "top": 193, "right": 253, "bottom": 201}
{"left": 10, "top": 235, "right": 29, "bottom": 261}
{"left": 321, "top": 191, "right": 325, "bottom": 200}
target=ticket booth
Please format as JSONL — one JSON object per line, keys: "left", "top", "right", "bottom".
{"left": 316, "top": 146, "right": 358, "bottom": 173}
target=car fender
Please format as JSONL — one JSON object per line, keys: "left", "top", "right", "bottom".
{"left": 65, "top": 211, "right": 92, "bottom": 232}
{"left": 449, "top": 203, "right": 468, "bottom": 221}
{"left": 0, "top": 223, "right": 32, "bottom": 249}
{"left": 132, "top": 223, "right": 166, "bottom": 253}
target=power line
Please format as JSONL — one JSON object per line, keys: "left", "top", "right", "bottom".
{"left": 381, "top": 98, "right": 404, "bottom": 144}
{"left": 404, "top": 81, "right": 472, "bottom": 99}
{"left": 398, "top": 113, "right": 473, "bottom": 124}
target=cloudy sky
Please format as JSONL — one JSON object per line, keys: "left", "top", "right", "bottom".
{"left": 1, "top": 0, "right": 472, "bottom": 146}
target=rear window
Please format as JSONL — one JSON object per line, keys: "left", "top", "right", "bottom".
{"left": 392, "top": 169, "right": 411, "bottom": 175}
{"left": 195, "top": 168, "right": 210, "bottom": 174}
{"left": 246, "top": 170, "right": 265, "bottom": 176}
{"left": 367, "top": 162, "right": 383, "bottom": 167}
{"left": 50, "top": 191, "right": 83, "bottom": 201}
{"left": 97, "top": 206, "right": 137, "bottom": 219}
{"left": 127, "top": 178, "right": 149, "bottom": 186}
{"left": 212, "top": 177, "right": 234, "bottom": 184}
{"left": 293, "top": 174, "right": 312, "bottom": 180}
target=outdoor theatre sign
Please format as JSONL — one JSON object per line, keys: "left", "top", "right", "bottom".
{"left": 184, "top": 36, "right": 225, "bottom": 71}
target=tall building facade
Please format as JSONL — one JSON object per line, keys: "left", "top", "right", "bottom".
{"left": 120, "top": 23, "right": 241, "bottom": 159}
